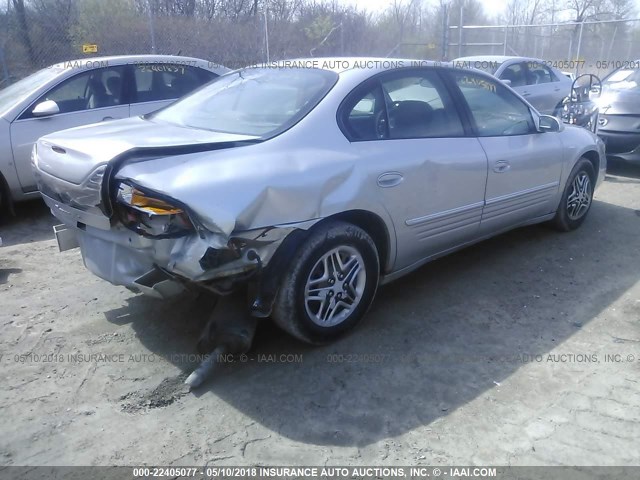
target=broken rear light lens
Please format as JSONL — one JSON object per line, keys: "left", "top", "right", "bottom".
{"left": 116, "top": 182, "right": 194, "bottom": 238}
{"left": 118, "top": 184, "right": 183, "bottom": 216}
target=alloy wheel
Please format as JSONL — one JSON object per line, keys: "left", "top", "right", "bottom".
{"left": 304, "top": 246, "right": 367, "bottom": 327}
{"left": 567, "top": 172, "right": 592, "bottom": 220}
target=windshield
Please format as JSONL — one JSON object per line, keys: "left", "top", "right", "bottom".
{"left": 0, "top": 67, "right": 63, "bottom": 115}
{"left": 150, "top": 68, "right": 338, "bottom": 136}
{"left": 603, "top": 67, "right": 640, "bottom": 93}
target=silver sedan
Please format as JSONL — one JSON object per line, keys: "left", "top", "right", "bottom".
{"left": 0, "top": 55, "right": 228, "bottom": 213}
{"left": 34, "top": 58, "right": 605, "bottom": 344}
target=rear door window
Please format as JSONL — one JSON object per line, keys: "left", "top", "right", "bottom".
{"left": 499, "top": 62, "right": 528, "bottom": 87}
{"left": 526, "top": 62, "right": 558, "bottom": 85}
{"left": 381, "top": 73, "right": 463, "bottom": 139}
{"left": 132, "top": 64, "right": 217, "bottom": 104}
{"left": 340, "top": 69, "right": 465, "bottom": 141}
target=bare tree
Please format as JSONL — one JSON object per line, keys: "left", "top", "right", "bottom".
{"left": 389, "top": 0, "right": 420, "bottom": 43}
{"left": 10, "top": 0, "right": 34, "bottom": 63}
{"left": 197, "top": 0, "right": 219, "bottom": 19}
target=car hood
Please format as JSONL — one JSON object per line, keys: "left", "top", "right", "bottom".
{"left": 36, "top": 116, "right": 260, "bottom": 185}
{"left": 598, "top": 89, "right": 640, "bottom": 115}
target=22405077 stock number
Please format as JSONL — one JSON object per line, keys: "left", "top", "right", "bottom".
{"left": 527, "top": 60, "right": 640, "bottom": 70}
{"left": 133, "top": 467, "right": 200, "bottom": 477}
{"left": 133, "top": 467, "right": 262, "bottom": 477}
{"left": 326, "top": 353, "right": 391, "bottom": 363}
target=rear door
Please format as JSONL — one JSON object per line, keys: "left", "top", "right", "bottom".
{"left": 522, "top": 61, "right": 565, "bottom": 115}
{"left": 10, "top": 65, "right": 128, "bottom": 192}
{"left": 128, "top": 63, "right": 218, "bottom": 116}
{"left": 449, "top": 70, "right": 563, "bottom": 233}
{"left": 499, "top": 60, "right": 556, "bottom": 113}
{"left": 498, "top": 61, "right": 528, "bottom": 91}
{"left": 339, "top": 68, "right": 489, "bottom": 271}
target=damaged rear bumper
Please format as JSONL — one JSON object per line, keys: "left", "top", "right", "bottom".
{"left": 46, "top": 194, "right": 299, "bottom": 300}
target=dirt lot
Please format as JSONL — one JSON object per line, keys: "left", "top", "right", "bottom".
{"left": 1, "top": 162, "right": 639, "bottom": 467}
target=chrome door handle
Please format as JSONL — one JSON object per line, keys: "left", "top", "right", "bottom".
{"left": 493, "top": 160, "right": 511, "bottom": 173}
{"left": 377, "top": 172, "right": 404, "bottom": 188}
{"left": 102, "top": 116, "right": 119, "bottom": 121}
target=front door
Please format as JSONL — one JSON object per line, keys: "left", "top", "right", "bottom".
{"left": 522, "top": 62, "right": 565, "bottom": 115}
{"left": 450, "top": 70, "right": 563, "bottom": 234}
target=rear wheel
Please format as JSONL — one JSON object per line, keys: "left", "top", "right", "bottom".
{"left": 272, "top": 220, "right": 379, "bottom": 345}
{"left": 0, "top": 173, "right": 9, "bottom": 221}
{"left": 551, "top": 158, "right": 595, "bottom": 231}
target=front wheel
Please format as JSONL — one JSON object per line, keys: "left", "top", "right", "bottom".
{"left": 272, "top": 220, "right": 380, "bottom": 344}
{"left": 551, "top": 158, "right": 595, "bottom": 231}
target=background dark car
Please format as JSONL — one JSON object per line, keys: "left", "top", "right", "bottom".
{"left": 597, "top": 63, "right": 640, "bottom": 164}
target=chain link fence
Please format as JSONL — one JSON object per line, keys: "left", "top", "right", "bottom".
{"left": 3, "top": 1, "right": 640, "bottom": 86}
{"left": 0, "top": 0, "right": 402, "bottom": 85}
{"left": 449, "top": 19, "right": 640, "bottom": 77}
{"left": 0, "top": 1, "right": 274, "bottom": 85}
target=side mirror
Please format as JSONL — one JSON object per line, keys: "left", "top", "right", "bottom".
{"left": 538, "top": 114, "right": 561, "bottom": 133}
{"left": 501, "top": 79, "right": 512, "bottom": 87}
{"left": 32, "top": 100, "right": 60, "bottom": 117}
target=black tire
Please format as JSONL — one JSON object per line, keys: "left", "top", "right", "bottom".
{"left": 551, "top": 158, "right": 595, "bottom": 232}
{"left": 0, "top": 172, "right": 9, "bottom": 221}
{"left": 272, "top": 220, "right": 380, "bottom": 345}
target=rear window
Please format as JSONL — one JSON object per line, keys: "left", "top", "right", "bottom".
{"left": 150, "top": 68, "right": 338, "bottom": 137}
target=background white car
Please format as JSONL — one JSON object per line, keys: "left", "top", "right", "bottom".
{"left": 454, "top": 55, "right": 573, "bottom": 116}
{"left": 0, "top": 55, "right": 228, "bottom": 214}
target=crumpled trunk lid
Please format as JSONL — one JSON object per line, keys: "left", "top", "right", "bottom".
{"left": 36, "top": 116, "right": 259, "bottom": 185}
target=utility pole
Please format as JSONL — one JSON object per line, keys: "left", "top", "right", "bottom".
{"left": 503, "top": 26, "right": 508, "bottom": 55}
{"left": 147, "top": 0, "right": 156, "bottom": 53}
{"left": 458, "top": 5, "right": 464, "bottom": 58}
{"left": 575, "top": 20, "right": 584, "bottom": 72}
{"left": 264, "top": 9, "right": 270, "bottom": 63}
{"left": 441, "top": 3, "right": 449, "bottom": 60}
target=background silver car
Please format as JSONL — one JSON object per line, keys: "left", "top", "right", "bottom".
{"left": 0, "top": 54, "right": 228, "bottom": 213}
{"left": 34, "top": 58, "right": 605, "bottom": 345}
{"left": 454, "top": 55, "right": 573, "bottom": 116}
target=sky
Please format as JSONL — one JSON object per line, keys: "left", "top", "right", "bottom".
{"left": 343, "top": 0, "right": 640, "bottom": 19}
{"left": 344, "top": 0, "right": 507, "bottom": 18}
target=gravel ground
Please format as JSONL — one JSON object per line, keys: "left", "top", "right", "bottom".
{"left": 0, "top": 161, "right": 639, "bottom": 467}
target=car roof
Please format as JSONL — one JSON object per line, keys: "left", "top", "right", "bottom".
{"left": 254, "top": 57, "right": 447, "bottom": 74}
{"left": 48, "top": 54, "right": 230, "bottom": 74}
{"left": 454, "top": 55, "right": 547, "bottom": 64}
{"left": 242, "top": 56, "right": 500, "bottom": 92}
